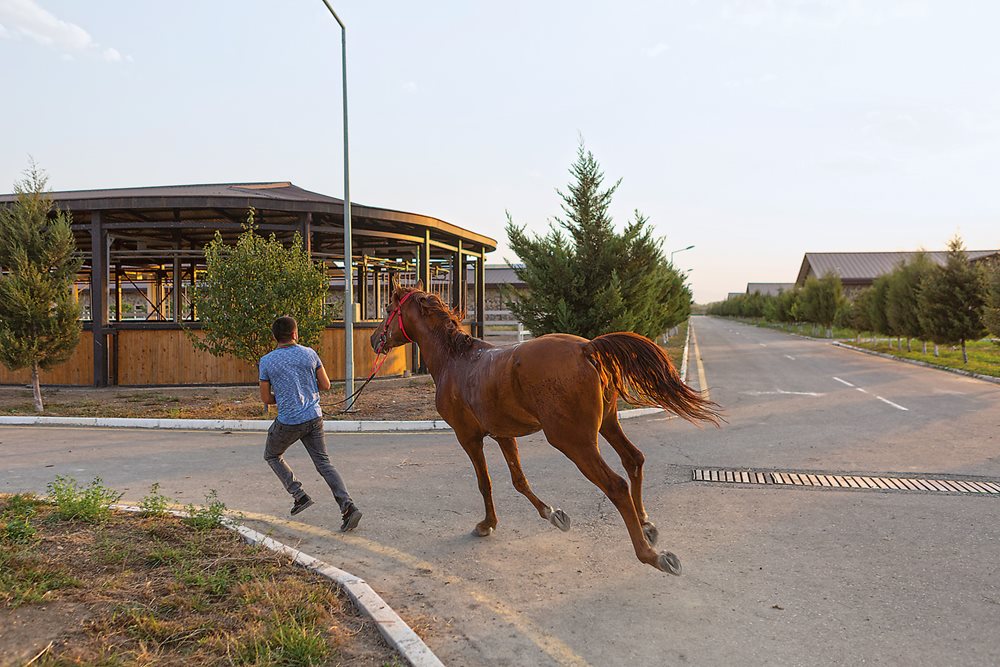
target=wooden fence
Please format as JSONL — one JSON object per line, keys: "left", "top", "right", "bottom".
{"left": 0, "top": 326, "right": 409, "bottom": 387}
{"left": 0, "top": 331, "right": 94, "bottom": 386}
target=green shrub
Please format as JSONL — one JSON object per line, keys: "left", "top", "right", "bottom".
{"left": 183, "top": 490, "right": 228, "bottom": 530}
{"left": 46, "top": 476, "right": 123, "bottom": 523}
{"left": 139, "top": 483, "right": 172, "bottom": 517}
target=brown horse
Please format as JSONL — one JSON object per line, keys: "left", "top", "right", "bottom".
{"left": 370, "top": 280, "right": 721, "bottom": 574}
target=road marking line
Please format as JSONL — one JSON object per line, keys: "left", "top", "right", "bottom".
{"left": 784, "top": 355, "right": 796, "bottom": 360}
{"left": 833, "top": 377, "right": 854, "bottom": 387}
{"left": 238, "top": 511, "right": 593, "bottom": 667}
{"left": 758, "top": 343, "right": 767, "bottom": 347}
{"left": 690, "top": 323, "right": 710, "bottom": 401}
{"left": 855, "top": 387, "right": 869, "bottom": 394}
{"left": 875, "top": 395, "right": 909, "bottom": 411}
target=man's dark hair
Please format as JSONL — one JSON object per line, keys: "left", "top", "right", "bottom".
{"left": 272, "top": 316, "right": 297, "bottom": 343}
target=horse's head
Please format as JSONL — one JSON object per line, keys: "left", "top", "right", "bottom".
{"left": 370, "top": 276, "right": 423, "bottom": 354}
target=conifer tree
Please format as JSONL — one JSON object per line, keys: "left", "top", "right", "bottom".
{"left": 984, "top": 258, "right": 1000, "bottom": 342}
{"left": 885, "top": 252, "right": 934, "bottom": 352}
{"left": 917, "top": 236, "right": 986, "bottom": 363}
{"left": 505, "top": 144, "right": 690, "bottom": 339}
{"left": 0, "top": 164, "right": 83, "bottom": 412}
{"left": 794, "top": 273, "right": 844, "bottom": 337}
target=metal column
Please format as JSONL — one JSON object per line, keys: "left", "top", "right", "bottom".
{"left": 90, "top": 211, "right": 109, "bottom": 387}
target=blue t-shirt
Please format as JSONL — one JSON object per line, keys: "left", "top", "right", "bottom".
{"left": 258, "top": 345, "right": 324, "bottom": 425}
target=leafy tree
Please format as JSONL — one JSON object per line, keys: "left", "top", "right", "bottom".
{"left": 843, "top": 287, "right": 874, "bottom": 341}
{"left": 505, "top": 143, "right": 690, "bottom": 339}
{"left": 794, "top": 273, "right": 844, "bottom": 337}
{"left": 188, "top": 210, "right": 330, "bottom": 368}
{"left": 984, "top": 258, "right": 1000, "bottom": 342}
{"left": 917, "top": 236, "right": 986, "bottom": 363}
{"left": 868, "top": 275, "right": 894, "bottom": 344}
{"left": 885, "top": 252, "right": 934, "bottom": 352}
{"left": 0, "top": 164, "right": 82, "bottom": 412}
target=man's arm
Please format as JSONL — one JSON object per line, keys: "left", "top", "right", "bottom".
{"left": 316, "top": 365, "right": 332, "bottom": 392}
{"left": 259, "top": 380, "right": 276, "bottom": 406}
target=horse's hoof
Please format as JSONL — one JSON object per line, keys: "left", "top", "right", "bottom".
{"left": 642, "top": 522, "right": 659, "bottom": 546}
{"left": 656, "top": 551, "right": 682, "bottom": 575}
{"left": 549, "top": 508, "right": 571, "bottom": 532}
{"left": 473, "top": 524, "right": 494, "bottom": 537}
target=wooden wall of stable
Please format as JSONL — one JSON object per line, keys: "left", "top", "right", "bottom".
{"left": 114, "top": 326, "right": 409, "bottom": 386}
{"left": 0, "top": 326, "right": 410, "bottom": 387}
{"left": 0, "top": 331, "right": 94, "bottom": 386}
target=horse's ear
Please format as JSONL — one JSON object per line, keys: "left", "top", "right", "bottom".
{"left": 389, "top": 273, "right": 401, "bottom": 293}
{"left": 414, "top": 279, "right": 424, "bottom": 291}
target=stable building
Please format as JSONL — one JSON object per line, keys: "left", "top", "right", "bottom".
{"left": 0, "top": 182, "right": 496, "bottom": 386}
{"left": 795, "top": 250, "right": 999, "bottom": 294}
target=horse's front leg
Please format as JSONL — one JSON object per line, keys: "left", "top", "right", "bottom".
{"left": 456, "top": 431, "right": 497, "bottom": 536}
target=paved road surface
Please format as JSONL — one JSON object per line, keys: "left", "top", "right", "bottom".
{"left": 2, "top": 316, "right": 999, "bottom": 665}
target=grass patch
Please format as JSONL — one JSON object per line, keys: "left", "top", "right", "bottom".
{"left": 847, "top": 338, "right": 1000, "bottom": 377}
{"left": 0, "top": 488, "right": 402, "bottom": 665}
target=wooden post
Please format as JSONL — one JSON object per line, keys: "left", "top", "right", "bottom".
{"left": 300, "top": 212, "right": 312, "bottom": 255}
{"left": 90, "top": 211, "right": 108, "bottom": 387}
{"left": 358, "top": 256, "right": 368, "bottom": 320}
{"left": 115, "top": 263, "right": 122, "bottom": 322}
{"left": 451, "top": 241, "right": 463, "bottom": 312}
{"left": 476, "top": 250, "right": 486, "bottom": 339}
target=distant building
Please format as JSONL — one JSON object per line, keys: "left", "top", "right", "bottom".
{"left": 796, "top": 250, "right": 999, "bottom": 294}
{"left": 727, "top": 292, "right": 744, "bottom": 301}
{"left": 746, "top": 283, "right": 795, "bottom": 297}
{"left": 466, "top": 264, "right": 526, "bottom": 320}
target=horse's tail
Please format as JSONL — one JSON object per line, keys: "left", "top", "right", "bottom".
{"left": 584, "top": 332, "right": 722, "bottom": 426}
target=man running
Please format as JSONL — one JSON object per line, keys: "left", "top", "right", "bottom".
{"left": 259, "top": 315, "right": 362, "bottom": 532}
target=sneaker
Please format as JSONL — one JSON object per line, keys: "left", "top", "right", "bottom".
{"left": 340, "top": 504, "right": 362, "bottom": 532}
{"left": 291, "top": 494, "right": 314, "bottom": 516}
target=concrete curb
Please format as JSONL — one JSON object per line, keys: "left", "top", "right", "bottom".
{"left": 0, "top": 411, "right": 663, "bottom": 430}
{"left": 0, "top": 415, "right": 453, "bottom": 432}
{"left": 112, "top": 505, "right": 444, "bottom": 667}
{"left": 680, "top": 319, "right": 691, "bottom": 384}
{"left": 832, "top": 342, "right": 1000, "bottom": 385}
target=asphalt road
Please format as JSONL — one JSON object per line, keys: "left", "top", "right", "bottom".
{"left": 2, "top": 316, "right": 999, "bottom": 666}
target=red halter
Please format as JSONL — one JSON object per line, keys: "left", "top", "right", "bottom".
{"left": 385, "top": 291, "right": 414, "bottom": 344}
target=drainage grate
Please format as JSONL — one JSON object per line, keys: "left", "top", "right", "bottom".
{"left": 692, "top": 469, "right": 1000, "bottom": 495}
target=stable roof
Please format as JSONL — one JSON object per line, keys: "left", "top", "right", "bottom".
{"left": 796, "top": 250, "right": 999, "bottom": 286}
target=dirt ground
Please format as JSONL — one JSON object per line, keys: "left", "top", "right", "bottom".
{"left": 0, "top": 496, "right": 401, "bottom": 666}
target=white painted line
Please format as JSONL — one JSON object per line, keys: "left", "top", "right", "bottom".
{"left": 744, "top": 390, "right": 825, "bottom": 397}
{"left": 855, "top": 387, "right": 869, "bottom": 394}
{"left": 784, "top": 355, "right": 796, "bottom": 361}
{"left": 833, "top": 377, "right": 854, "bottom": 387}
{"left": 758, "top": 343, "right": 767, "bottom": 347}
{"left": 876, "top": 396, "right": 909, "bottom": 411}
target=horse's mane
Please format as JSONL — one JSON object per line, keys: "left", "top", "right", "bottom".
{"left": 403, "top": 288, "right": 476, "bottom": 354}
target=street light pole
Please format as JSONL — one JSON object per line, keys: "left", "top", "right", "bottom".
{"left": 320, "top": 0, "right": 354, "bottom": 403}
{"left": 670, "top": 244, "right": 695, "bottom": 264}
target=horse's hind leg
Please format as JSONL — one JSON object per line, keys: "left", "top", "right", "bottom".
{"left": 599, "top": 414, "right": 657, "bottom": 546}
{"left": 495, "top": 437, "right": 570, "bottom": 532}
{"left": 456, "top": 431, "right": 498, "bottom": 536}
{"left": 546, "top": 429, "right": 681, "bottom": 575}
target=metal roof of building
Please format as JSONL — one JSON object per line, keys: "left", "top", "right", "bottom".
{"left": 0, "top": 181, "right": 497, "bottom": 252}
{"left": 796, "top": 250, "right": 999, "bottom": 285}
{"left": 746, "top": 282, "right": 795, "bottom": 296}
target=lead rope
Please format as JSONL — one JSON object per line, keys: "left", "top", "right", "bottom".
{"left": 324, "top": 292, "right": 415, "bottom": 414}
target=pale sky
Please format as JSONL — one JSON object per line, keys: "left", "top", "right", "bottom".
{"left": 1, "top": 0, "right": 998, "bottom": 302}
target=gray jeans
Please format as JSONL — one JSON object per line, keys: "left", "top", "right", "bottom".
{"left": 264, "top": 417, "right": 353, "bottom": 512}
